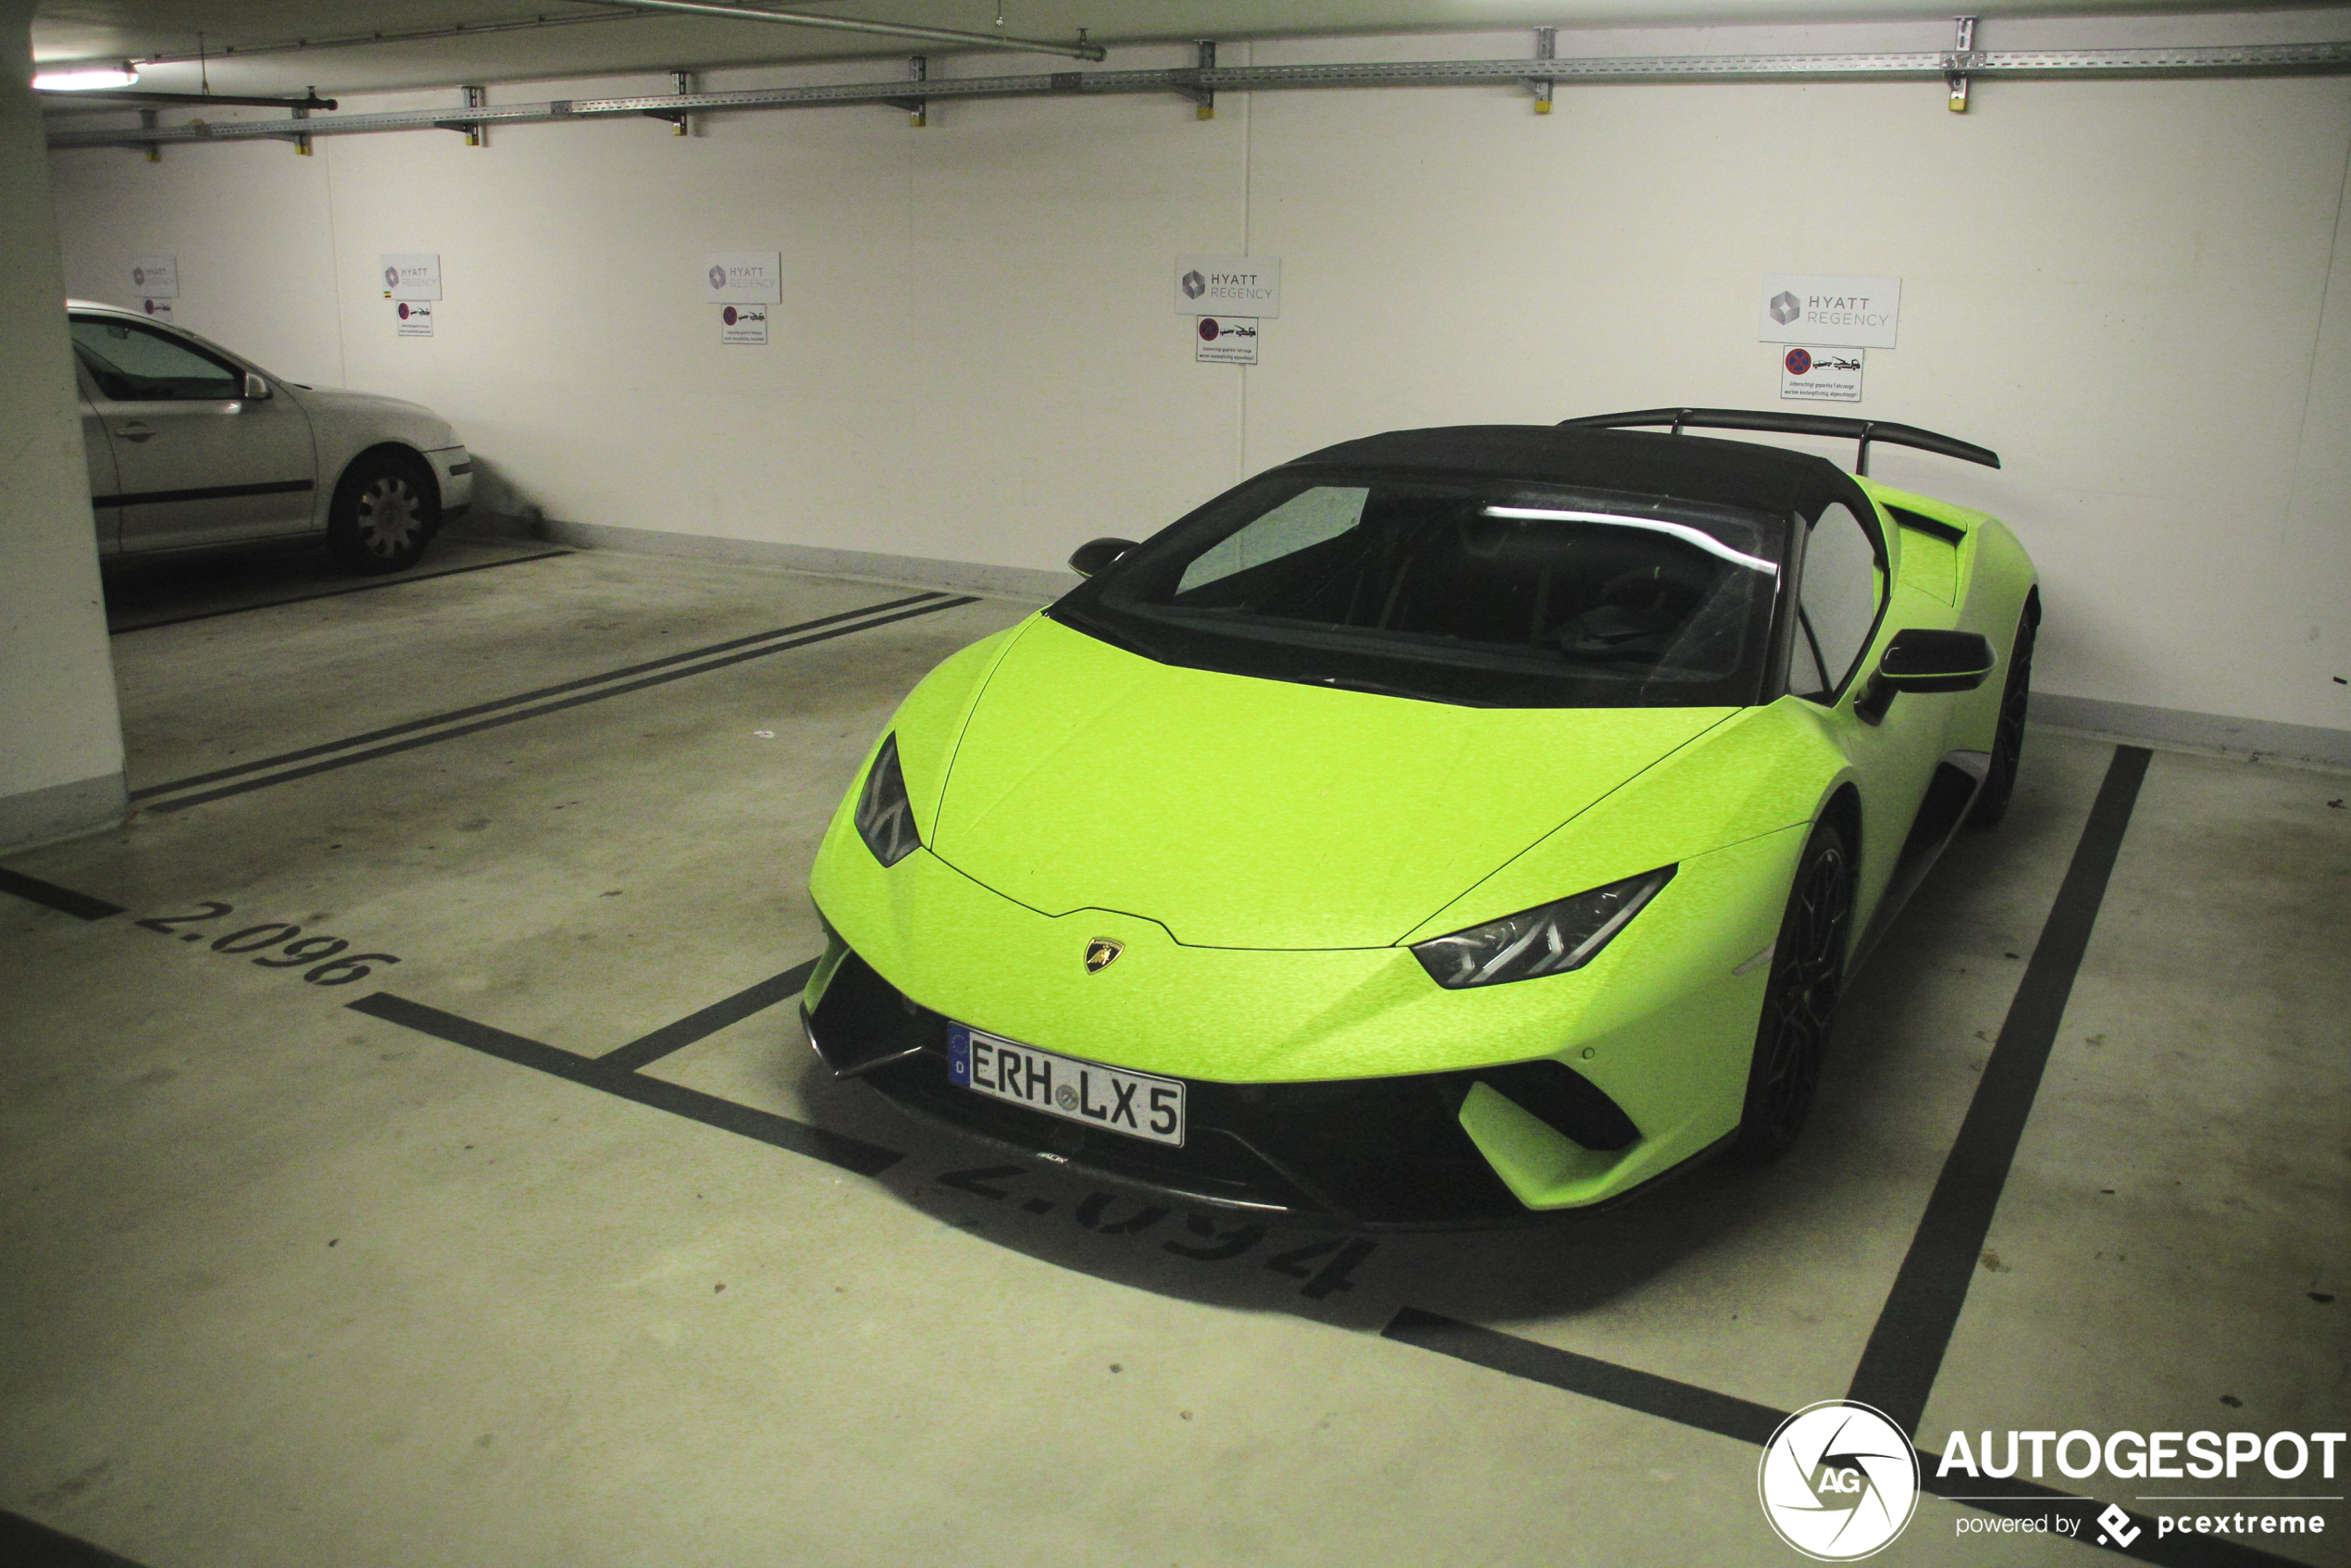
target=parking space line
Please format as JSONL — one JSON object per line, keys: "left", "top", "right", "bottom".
{"left": 138, "top": 596, "right": 980, "bottom": 814}
{"left": 346, "top": 990, "right": 902, "bottom": 1177}
{"left": 131, "top": 591, "right": 951, "bottom": 801}
{"left": 1387, "top": 1306, "right": 2299, "bottom": 1567}
{"left": 596, "top": 958, "right": 821, "bottom": 1073}
{"left": 1384, "top": 1306, "right": 1786, "bottom": 1443}
{"left": 1847, "top": 744, "right": 2153, "bottom": 1437}
{"left": 16, "top": 745, "right": 2295, "bottom": 1566}
{"left": 106, "top": 548, "right": 575, "bottom": 635}
{"left": 0, "top": 868, "right": 125, "bottom": 922}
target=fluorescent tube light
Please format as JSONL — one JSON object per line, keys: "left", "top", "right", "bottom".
{"left": 33, "top": 65, "right": 140, "bottom": 91}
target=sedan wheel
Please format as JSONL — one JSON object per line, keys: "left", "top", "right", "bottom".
{"left": 329, "top": 452, "right": 438, "bottom": 574}
{"left": 1731, "top": 820, "right": 1852, "bottom": 1163}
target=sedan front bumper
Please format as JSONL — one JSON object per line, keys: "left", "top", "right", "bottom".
{"left": 425, "top": 444, "right": 473, "bottom": 517}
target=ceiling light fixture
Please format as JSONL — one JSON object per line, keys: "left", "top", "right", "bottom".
{"left": 33, "top": 63, "right": 141, "bottom": 91}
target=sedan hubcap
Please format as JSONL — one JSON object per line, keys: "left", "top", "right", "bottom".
{"left": 355, "top": 477, "right": 422, "bottom": 557}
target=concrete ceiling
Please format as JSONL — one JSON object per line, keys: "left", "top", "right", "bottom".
{"left": 32, "top": 0, "right": 2332, "bottom": 95}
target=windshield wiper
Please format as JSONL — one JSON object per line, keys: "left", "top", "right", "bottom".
{"left": 1283, "top": 673, "right": 1493, "bottom": 707}
{"left": 1051, "top": 606, "right": 1164, "bottom": 664}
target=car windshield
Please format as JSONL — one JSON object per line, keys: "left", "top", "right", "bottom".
{"left": 1053, "top": 467, "right": 1790, "bottom": 708}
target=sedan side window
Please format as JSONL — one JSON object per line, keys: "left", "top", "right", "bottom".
{"left": 1793, "top": 502, "right": 1882, "bottom": 699}
{"left": 69, "top": 317, "right": 241, "bottom": 401}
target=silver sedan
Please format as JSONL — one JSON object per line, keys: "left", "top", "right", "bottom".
{"left": 68, "top": 300, "right": 474, "bottom": 575}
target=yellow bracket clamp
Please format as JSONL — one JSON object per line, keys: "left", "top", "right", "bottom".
{"left": 1947, "top": 15, "right": 1977, "bottom": 114}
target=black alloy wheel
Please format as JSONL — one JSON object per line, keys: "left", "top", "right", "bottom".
{"left": 1731, "top": 820, "right": 1852, "bottom": 1163}
{"left": 328, "top": 451, "right": 438, "bottom": 574}
{"left": 1968, "top": 604, "right": 2037, "bottom": 828}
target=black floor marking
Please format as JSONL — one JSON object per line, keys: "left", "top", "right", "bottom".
{"left": 138, "top": 596, "right": 979, "bottom": 814}
{"left": 0, "top": 867, "right": 125, "bottom": 922}
{"left": 1387, "top": 1310, "right": 2301, "bottom": 1567}
{"left": 106, "top": 548, "right": 573, "bottom": 634}
{"left": 1377, "top": 747, "right": 2305, "bottom": 1567}
{"left": 1383, "top": 1307, "right": 1786, "bottom": 1444}
{"left": 598, "top": 958, "right": 821, "bottom": 1073}
{"left": 347, "top": 990, "right": 901, "bottom": 1177}
{"left": 1847, "top": 744, "right": 2152, "bottom": 1437}
{"left": 0, "top": 1509, "right": 155, "bottom": 1568}
{"left": 131, "top": 591, "right": 948, "bottom": 801}
{"left": 16, "top": 744, "right": 2307, "bottom": 1564}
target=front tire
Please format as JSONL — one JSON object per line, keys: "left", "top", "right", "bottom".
{"left": 328, "top": 450, "right": 438, "bottom": 575}
{"left": 1730, "top": 819, "right": 1853, "bottom": 1164}
{"left": 1969, "top": 604, "right": 2037, "bottom": 828}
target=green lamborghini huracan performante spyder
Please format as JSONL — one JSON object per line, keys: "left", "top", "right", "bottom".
{"left": 803, "top": 410, "right": 2039, "bottom": 1227}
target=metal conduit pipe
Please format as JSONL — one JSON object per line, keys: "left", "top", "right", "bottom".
{"left": 44, "top": 41, "right": 2351, "bottom": 150}
{"left": 50, "top": 9, "right": 651, "bottom": 70}
{"left": 594, "top": 0, "right": 1104, "bottom": 61}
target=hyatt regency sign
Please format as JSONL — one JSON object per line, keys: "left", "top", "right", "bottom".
{"left": 1760, "top": 273, "right": 1901, "bottom": 349}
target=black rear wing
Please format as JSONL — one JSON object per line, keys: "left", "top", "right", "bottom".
{"left": 1560, "top": 408, "right": 1999, "bottom": 477}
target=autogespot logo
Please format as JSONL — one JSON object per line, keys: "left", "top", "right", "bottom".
{"left": 1181, "top": 269, "right": 1207, "bottom": 300}
{"left": 1771, "top": 290, "right": 1802, "bottom": 326}
{"left": 1760, "top": 1401, "right": 1921, "bottom": 1561}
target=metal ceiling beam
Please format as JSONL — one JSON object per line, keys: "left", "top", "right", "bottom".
{"left": 592, "top": 0, "right": 1104, "bottom": 62}
{"left": 45, "top": 40, "right": 2351, "bottom": 149}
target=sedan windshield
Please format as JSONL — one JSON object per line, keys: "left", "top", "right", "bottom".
{"left": 1054, "top": 467, "right": 1789, "bottom": 708}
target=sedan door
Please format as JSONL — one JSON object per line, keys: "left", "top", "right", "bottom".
{"left": 68, "top": 314, "right": 316, "bottom": 553}
{"left": 73, "top": 356, "right": 122, "bottom": 554}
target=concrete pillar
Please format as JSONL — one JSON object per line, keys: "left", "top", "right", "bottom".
{"left": 0, "top": 0, "right": 129, "bottom": 850}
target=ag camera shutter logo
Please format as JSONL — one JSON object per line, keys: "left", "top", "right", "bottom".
{"left": 1759, "top": 1400, "right": 1921, "bottom": 1560}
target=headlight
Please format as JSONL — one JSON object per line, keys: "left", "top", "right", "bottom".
{"left": 1411, "top": 865, "right": 1675, "bottom": 989}
{"left": 853, "top": 734, "right": 920, "bottom": 866}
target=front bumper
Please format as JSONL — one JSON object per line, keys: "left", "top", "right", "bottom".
{"left": 805, "top": 815, "right": 1807, "bottom": 1226}
{"left": 805, "top": 943, "right": 1631, "bottom": 1226}
{"left": 425, "top": 444, "right": 473, "bottom": 517}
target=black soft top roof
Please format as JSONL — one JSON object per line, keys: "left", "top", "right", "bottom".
{"left": 1283, "top": 424, "right": 1860, "bottom": 518}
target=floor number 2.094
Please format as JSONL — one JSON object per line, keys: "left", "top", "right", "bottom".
{"left": 134, "top": 902, "right": 400, "bottom": 987}
{"left": 935, "top": 1164, "right": 1377, "bottom": 1300}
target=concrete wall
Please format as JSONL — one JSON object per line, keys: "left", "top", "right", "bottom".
{"left": 45, "top": 11, "right": 2351, "bottom": 754}
{"left": 2, "top": 0, "right": 127, "bottom": 849}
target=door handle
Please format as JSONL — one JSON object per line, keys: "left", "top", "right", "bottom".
{"left": 118, "top": 422, "right": 156, "bottom": 442}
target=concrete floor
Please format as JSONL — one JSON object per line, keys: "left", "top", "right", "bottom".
{"left": 1, "top": 545, "right": 2345, "bottom": 1568}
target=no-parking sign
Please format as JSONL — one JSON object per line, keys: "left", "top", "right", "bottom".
{"left": 1779, "top": 344, "right": 1863, "bottom": 403}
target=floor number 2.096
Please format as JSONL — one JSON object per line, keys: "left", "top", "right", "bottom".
{"left": 134, "top": 902, "right": 400, "bottom": 986}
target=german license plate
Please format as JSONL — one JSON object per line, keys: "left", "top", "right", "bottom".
{"left": 948, "top": 1024, "right": 1185, "bottom": 1147}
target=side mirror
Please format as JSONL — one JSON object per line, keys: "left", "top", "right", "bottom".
{"left": 242, "top": 371, "right": 272, "bottom": 401}
{"left": 1068, "top": 537, "right": 1137, "bottom": 578}
{"left": 1854, "top": 628, "right": 1995, "bottom": 725}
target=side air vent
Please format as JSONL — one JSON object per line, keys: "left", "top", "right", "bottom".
{"left": 1476, "top": 1059, "right": 1640, "bottom": 1151}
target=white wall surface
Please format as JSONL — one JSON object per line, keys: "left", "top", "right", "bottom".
{"left": 2, "top": 0, "right": 127, "bottom": 846}
{"left": 46, "top": 12, "right": 2351, "bottom": 740}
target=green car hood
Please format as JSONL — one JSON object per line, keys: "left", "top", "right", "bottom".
{"left": 925, "top": 616, "right": 1733, "bottom": 949}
